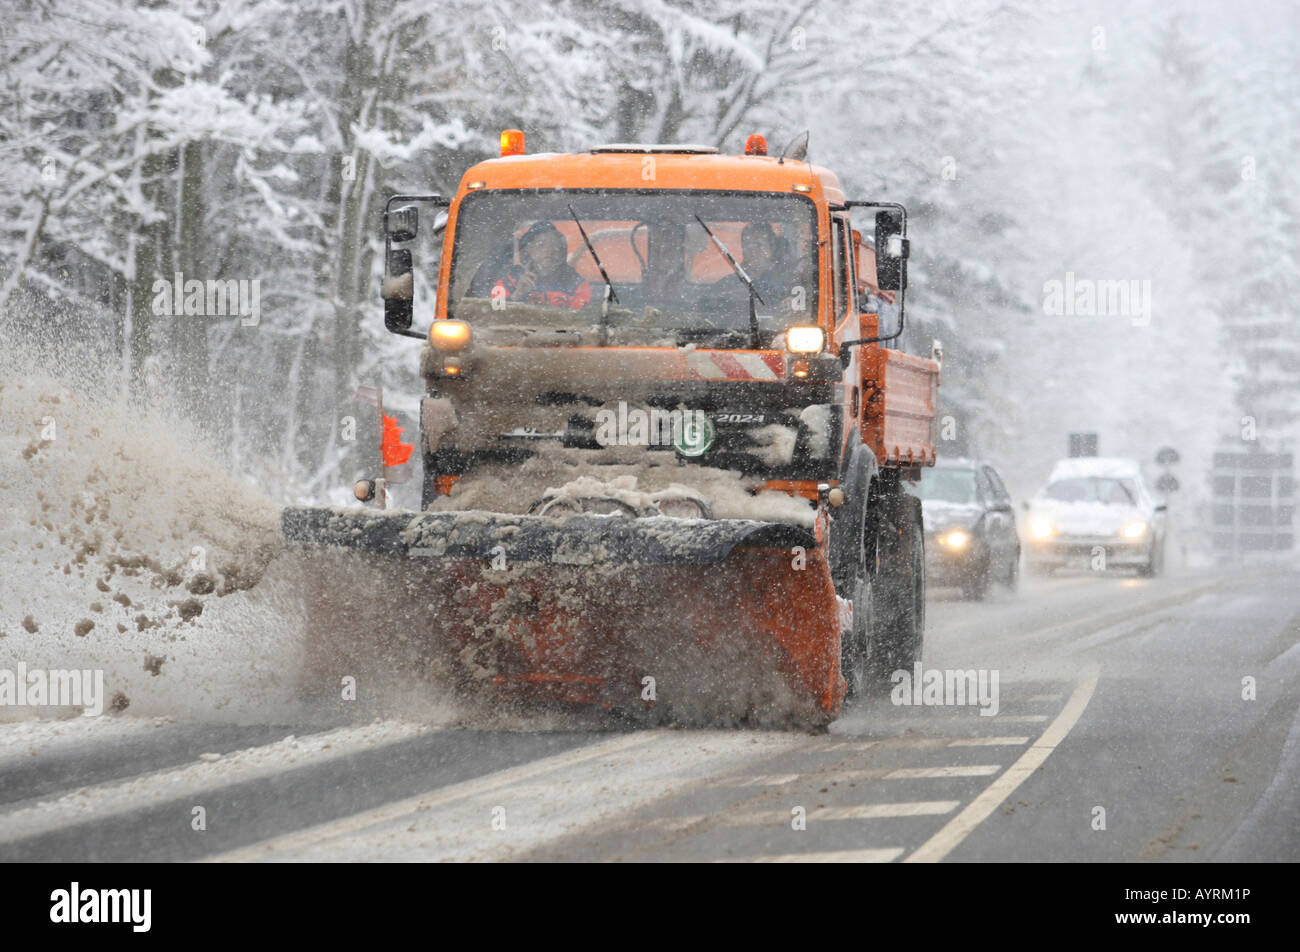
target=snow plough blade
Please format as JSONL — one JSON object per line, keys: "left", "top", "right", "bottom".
{"left": 283, "top": 507, "right": 846, "bottom": 726}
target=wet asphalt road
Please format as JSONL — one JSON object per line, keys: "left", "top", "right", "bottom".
{"left": 2, "top": 559, "right": 1297, "bottom": 862}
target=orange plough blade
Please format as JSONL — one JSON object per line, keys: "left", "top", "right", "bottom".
{"left": 284, "top": 508, "right": 846, "bottom": 726}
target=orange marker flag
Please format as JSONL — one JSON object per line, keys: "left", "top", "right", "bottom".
{"left": 380, "top": 413, "right": 415, "bottom": 467}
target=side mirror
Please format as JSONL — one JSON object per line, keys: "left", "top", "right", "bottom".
{"left": 379, "top": 193, "right": 447, "bottom": 340}
{"left": 382, "top": 248, "right": 413, "bottom": 332}
{"left": 874, "top": 209, "right": 909, "bottom": 291}
{"left": 385, "top": 205, "right": 418, "bottom": 242}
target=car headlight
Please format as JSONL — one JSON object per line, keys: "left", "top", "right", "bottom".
{"left": 1029, "top": 517, "right": 1055, "bottom": 540}
{"left": 939, "top": 529, "right": 969, "bottom": 549}
{"left": 784, "top": 326, "right": 825, "bottom": 354}
{"left": 1122, "top": 520, "right": 1148, "bottom": 539}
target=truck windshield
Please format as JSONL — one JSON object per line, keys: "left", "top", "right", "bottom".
{"left": 446, "top": 190, "right": 819, "bottom": 345}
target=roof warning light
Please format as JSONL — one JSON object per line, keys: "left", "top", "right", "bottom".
{"left": 500, "top": 129, "right": 525, "bottom": 156}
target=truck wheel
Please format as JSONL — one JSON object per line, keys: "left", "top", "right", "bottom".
{"left": 867, "top": 494, "right": 925, "bottom": 687}
{"left": 841, "top": 571, "right": 872, "bottom": 699}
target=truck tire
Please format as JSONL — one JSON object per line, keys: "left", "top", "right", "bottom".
{"left": 841, "top": 570, "right": 872, "bottom": 700}
{"left": 832, "top": 450, "right": 876, "bottom": 701}
{"left": 867, "top": 492, "right": 925, "bottom": 688}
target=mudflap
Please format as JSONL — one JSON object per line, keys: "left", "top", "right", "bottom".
{"left": 282, "top": 507, "right": 846, "bottom": 727}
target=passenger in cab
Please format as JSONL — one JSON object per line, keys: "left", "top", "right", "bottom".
{"left": 711, "top": 222, "right": 801, "bottom": 313}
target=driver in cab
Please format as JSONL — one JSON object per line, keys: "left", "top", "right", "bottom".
{"left": 492, "top": 221, "right": 591, "bottom": 309}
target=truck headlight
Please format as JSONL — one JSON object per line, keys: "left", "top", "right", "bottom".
{"left": 784, "top": 326, "right": 825, "bottom": 354}
{"left": 1029, "top": 517, "right": 1055, "bottom": 540}
{"left": 429, "top": 320, "right": 472, "bottom": 352}
{"left": 1122, "top": 520, "right": 1148, "bottom": 539}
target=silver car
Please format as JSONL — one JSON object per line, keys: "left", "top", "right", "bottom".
{"left": 1023, "top": 457, "right": 1167, "bottom": 577}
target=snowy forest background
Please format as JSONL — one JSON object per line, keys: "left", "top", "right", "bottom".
{"left": 2, "top": 0, "right": 1296, "bottom": 524}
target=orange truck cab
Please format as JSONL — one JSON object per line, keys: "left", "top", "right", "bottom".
{"left": 382, "top": 132, "right": 938, "bottom": 499}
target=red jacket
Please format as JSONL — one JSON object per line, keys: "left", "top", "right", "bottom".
{"left": 492, "top": 266, "right": 591, "bottom": 310}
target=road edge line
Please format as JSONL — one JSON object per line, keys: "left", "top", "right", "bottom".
{"left": 903, "top": 664, "right": 1100, "bottom": 863}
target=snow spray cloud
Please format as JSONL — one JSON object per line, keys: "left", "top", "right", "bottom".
{"left": 0, "top": 338, "right": 291, "bottom": 719}
{"left": 1041, "top": 272, "right": 1152, "bottom": 327}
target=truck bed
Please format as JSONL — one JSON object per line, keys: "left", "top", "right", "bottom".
{"left": 860, "top": 347, "right": 940, "bottom": 468}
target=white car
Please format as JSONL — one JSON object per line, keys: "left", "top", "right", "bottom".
{"left": 1024, "top": 457, "right": 1167, "bottom": 577}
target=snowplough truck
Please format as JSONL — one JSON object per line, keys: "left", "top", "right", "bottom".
{"left": 283, "top": 131, "right": 940, "bottom": 726}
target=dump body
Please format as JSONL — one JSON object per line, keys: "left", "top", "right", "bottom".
{"left": 860, "top": 347, "right": 940, "bottom": 468}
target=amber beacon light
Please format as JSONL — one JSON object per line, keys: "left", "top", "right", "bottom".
{"left": 500, "top": 129, "right": 525, "bottom": 156}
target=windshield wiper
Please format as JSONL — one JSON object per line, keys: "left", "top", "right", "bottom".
{"left": 568, "top": 204, "right": 618, "bottom": 345}
{"left": 694, "top": 214, "right": 763, "bottom": 349}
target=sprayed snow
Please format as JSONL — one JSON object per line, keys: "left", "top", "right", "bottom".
{"left": 799, "top": 404, "right": 833, "bottom": 458}
{"left": 534, "top": 474, "right": 711, "bottom": 517}
{"left": 745, "top": 424, "right": 798, "bottom": 467}
{"left": 0, "top": 358, "right": 304, "bottom": 722}
{"left": 427, "top": 452, "right": 815, "bottom": 527}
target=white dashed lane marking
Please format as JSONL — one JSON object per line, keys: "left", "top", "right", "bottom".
{"left": 905, "top": 666, "right": 1101, "bottom": 863}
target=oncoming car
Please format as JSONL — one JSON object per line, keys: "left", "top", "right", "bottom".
{"left": 909, "top": 458, "right": 1020, "bottom": 600}
{"left": 1024, "top": 457, "right": 1167, "bottom": 577}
